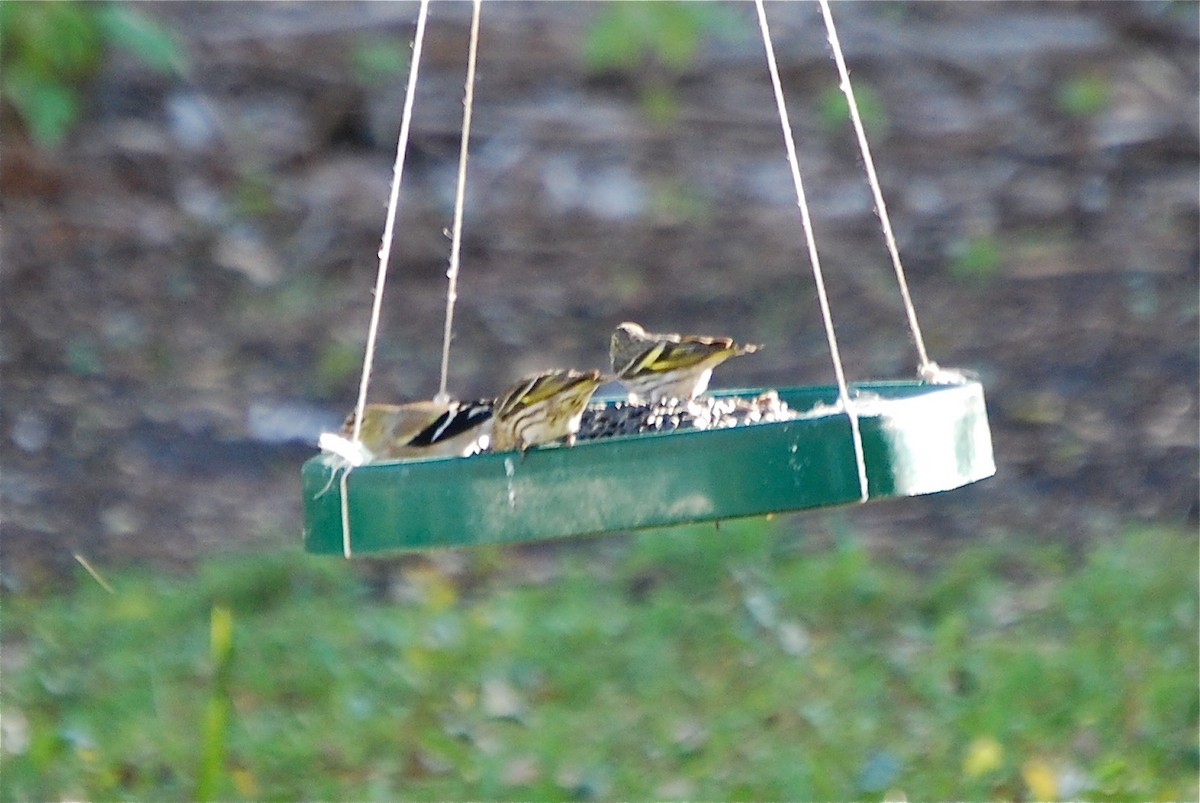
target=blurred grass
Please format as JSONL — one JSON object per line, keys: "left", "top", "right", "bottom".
{"left": 1, "top": 523, "right": 1195, "bottom": 800}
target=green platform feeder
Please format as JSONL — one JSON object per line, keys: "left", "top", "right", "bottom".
{"left": 302, "top": 380, "right": 995, "bottom": 555}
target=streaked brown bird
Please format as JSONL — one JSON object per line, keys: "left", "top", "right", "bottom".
{"left": 491, "top": 368, "right": 605, "bottom": 454}
{"left": 610, "top": 321, "right": 761, "bottom": 403}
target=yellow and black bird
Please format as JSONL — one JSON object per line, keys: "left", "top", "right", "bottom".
{"left": 610, "top": 321, "right": 761, "bottom": 404}
{"left": 331, "top": 399, "right": 493, "bottom": 463}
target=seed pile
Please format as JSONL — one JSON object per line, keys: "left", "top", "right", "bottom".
{"left": 577, "top": 390, "right": 798, "bottom": 441}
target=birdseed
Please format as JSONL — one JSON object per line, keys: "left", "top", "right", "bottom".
{"left": 577, "top": 390, "right": 798, "bottom": 441}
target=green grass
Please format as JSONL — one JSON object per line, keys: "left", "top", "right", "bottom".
{"left": 2, "top": 523, "right": 1196, "bottom": 800}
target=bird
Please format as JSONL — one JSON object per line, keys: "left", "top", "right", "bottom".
{"left": 609, "top": 321, "right": 761, "bottom": 403}
{"left": 491, "top": 368, "right": 605, "bottom": 454}
{"left": 326, "top": 399, "right": 494, "bottom": 464}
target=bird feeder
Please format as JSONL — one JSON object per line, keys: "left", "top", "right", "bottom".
{"left": 300, "top": 0, "right": 997, "bottom": 556}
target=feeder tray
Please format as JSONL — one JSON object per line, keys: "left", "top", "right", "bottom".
{"left": 302, "top": 380, "right": 995, "bottom": 555}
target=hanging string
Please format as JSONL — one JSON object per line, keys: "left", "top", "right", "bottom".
{"left": 754, "top": 0, "right": 868, "bottom": 503}
{"left": 340, "top": 0, "right": 431, "bottom": 558}
{"left": 817, "top": 0, "right": 933, "bottom": 376}
{"left": 437, "top": 0, "right": 483, "bottom": 403}
{"left": 350, "top": 0, "right": 430, "bottom": 445}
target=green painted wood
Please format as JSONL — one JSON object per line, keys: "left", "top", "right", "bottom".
{"left": 302, "top": 380, "right": 995, "bottom": 555}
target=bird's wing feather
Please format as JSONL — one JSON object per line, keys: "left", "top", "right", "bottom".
{"left": 621, "top": 338, "right": 737, "bottom": 377}
{"left": 406, "top": 401, "right": 492, "bottom": 447}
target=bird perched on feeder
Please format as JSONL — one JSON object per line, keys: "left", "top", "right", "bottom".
{"left": 321, "top": 399, "right": 493, "bottom": 465}
{"left": 491, "top": 368, "right": 605, "bottom": 454}
{"left": 610, "top": 321, "right": 761, "bottom": 404}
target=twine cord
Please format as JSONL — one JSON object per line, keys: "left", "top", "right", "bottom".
{"left": 755, "top": 0, "right": 869, "bottom": 502}
{"left": 341, "top": 0, "right": 431, "bottom": 558}
{"left": 437, "top": 0, "right": 483, "bottom": 403}
{"left": 817, "top": 0, "right": 932, "bottom": 374}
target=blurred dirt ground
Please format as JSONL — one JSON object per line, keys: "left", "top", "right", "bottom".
{"left": 2, "top": 1, "right": 1197, "bottom": 588}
